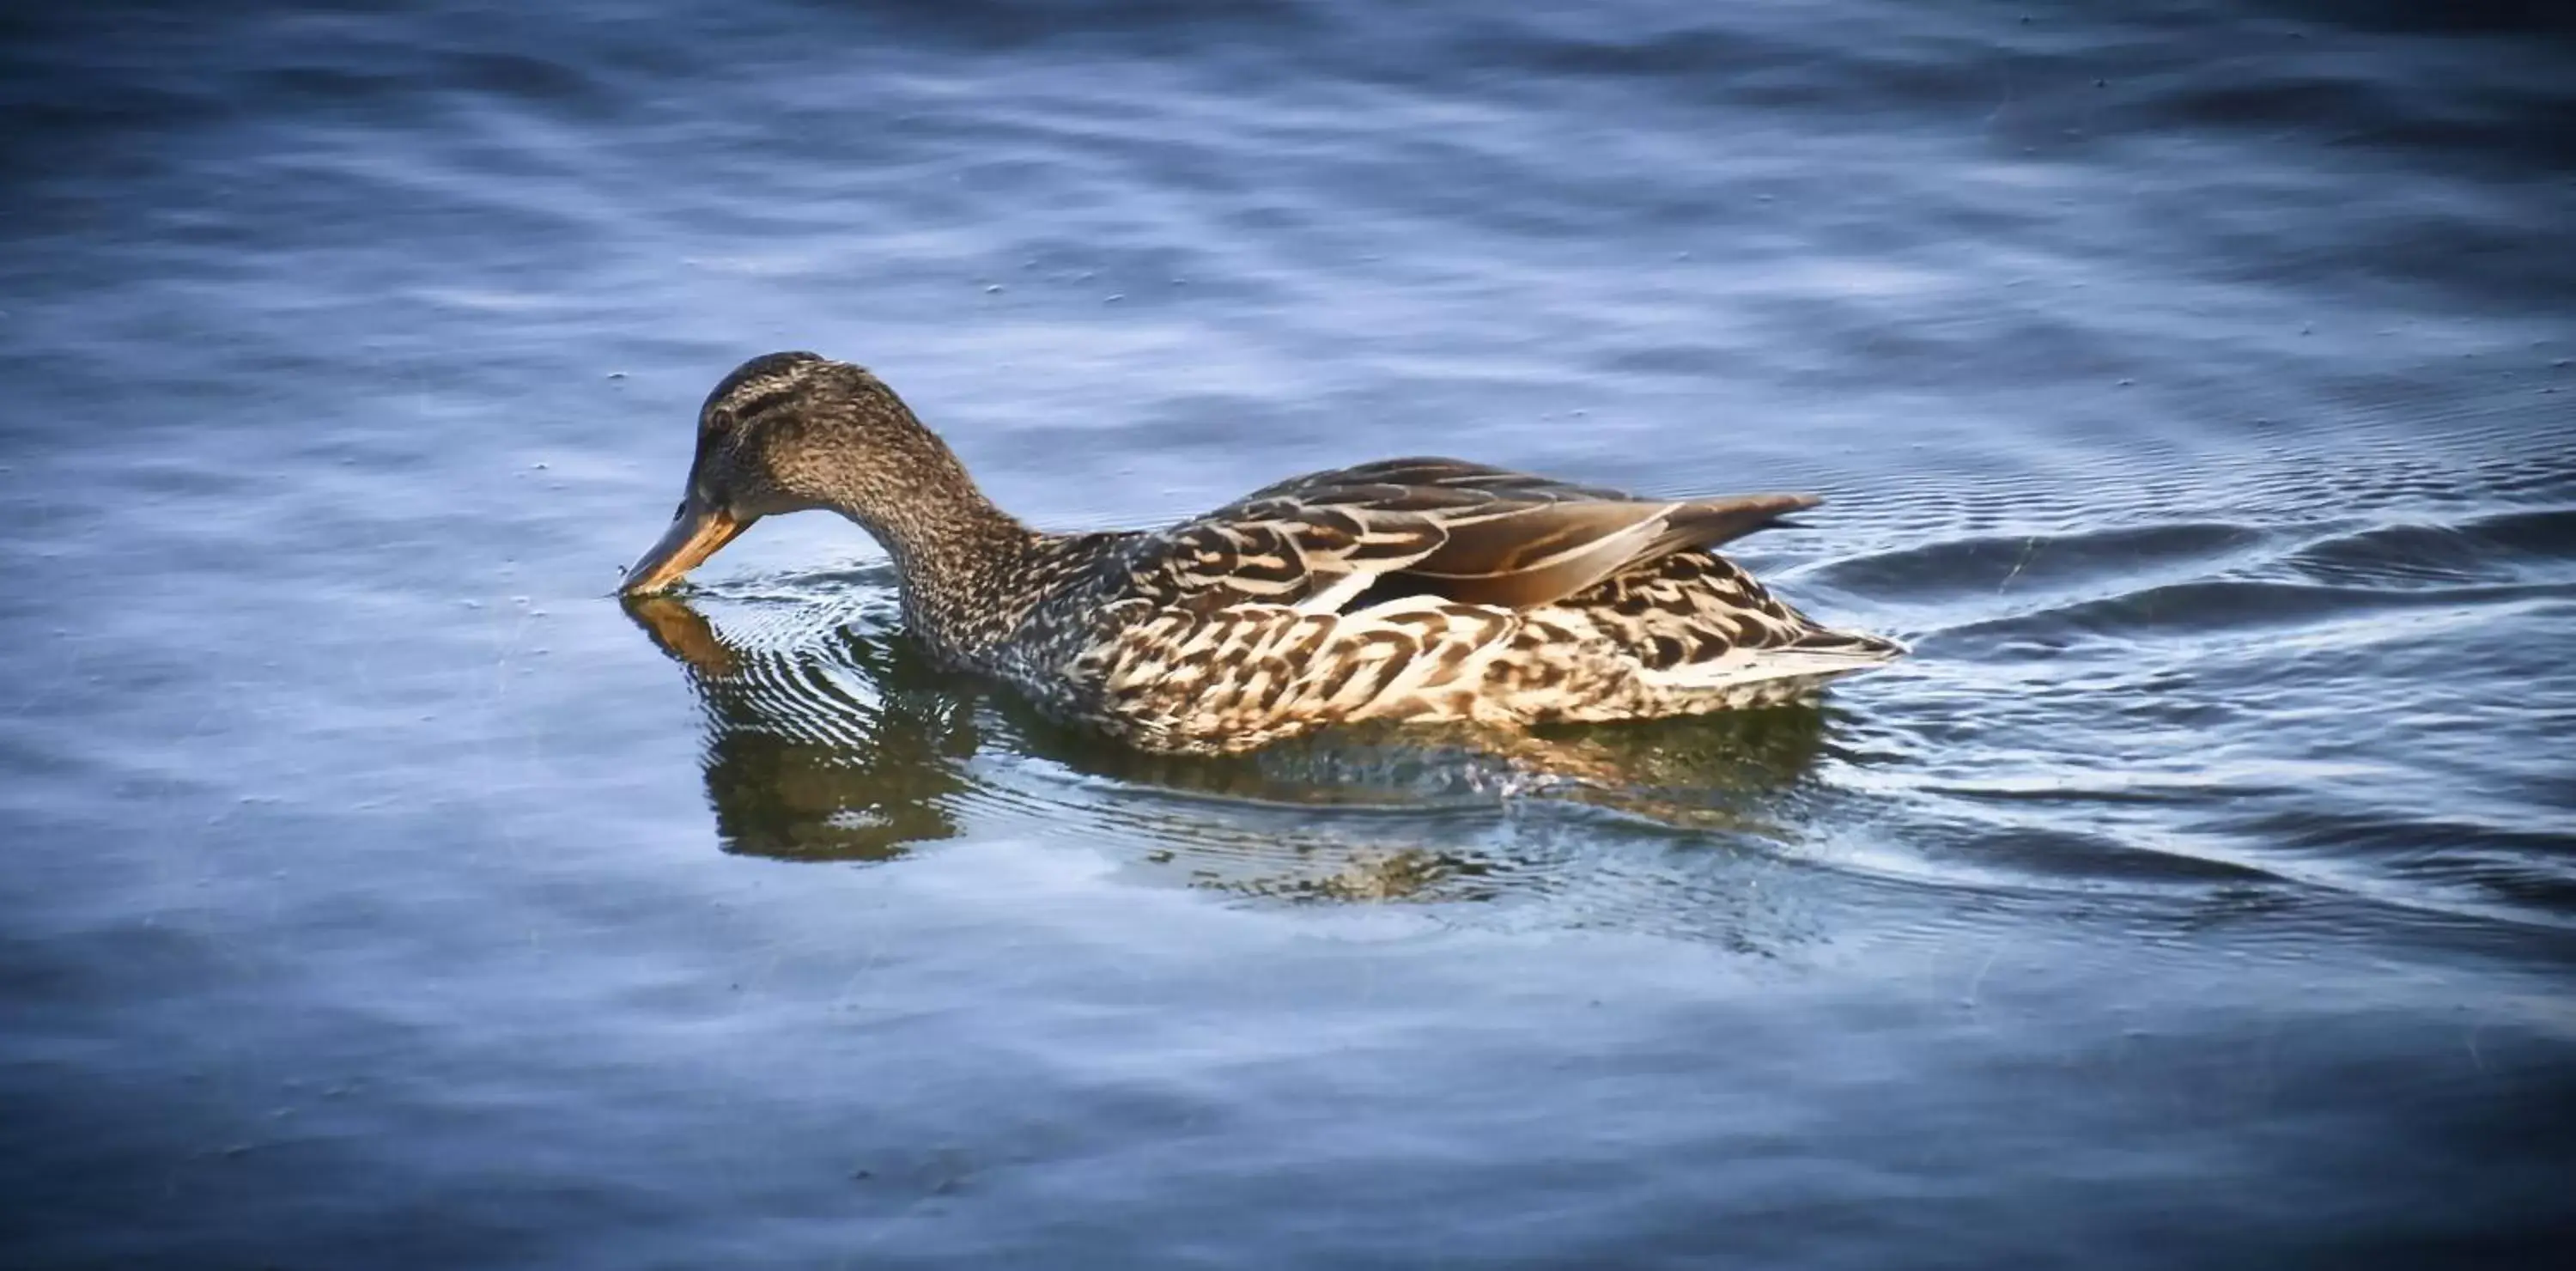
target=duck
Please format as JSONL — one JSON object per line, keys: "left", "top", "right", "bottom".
{"left": 621, "top": 351, "right": 1900, "bottom": 755}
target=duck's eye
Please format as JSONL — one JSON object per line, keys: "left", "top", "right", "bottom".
{"left": 672, "top": 500, "right": 688, "bottom": 520}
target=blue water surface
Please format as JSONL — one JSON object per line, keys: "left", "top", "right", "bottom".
{"left": 3, "top": 2, "right": 2573, "bottom": 1266}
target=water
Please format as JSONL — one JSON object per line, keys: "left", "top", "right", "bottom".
{"left": 5, "top": 2, "right": 2573, "bottom": 1265}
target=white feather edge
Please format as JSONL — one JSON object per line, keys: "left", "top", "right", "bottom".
{"left": 1640, "top": 643, "right": 1899, "bottom": 690}
{"left": 1294, "top": 570, "right": 1382, "bottom": 616}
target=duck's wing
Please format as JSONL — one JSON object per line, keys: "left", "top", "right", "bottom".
{"left": 1123, "top": 456, "right": 1817, "bottom": 615}
{"left": 1231, "top": 456, "right": 1632, "bottom": 504}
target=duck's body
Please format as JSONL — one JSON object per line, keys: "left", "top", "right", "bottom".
{"left": 623, "top": 353, "right": 1899, "bottom": 755}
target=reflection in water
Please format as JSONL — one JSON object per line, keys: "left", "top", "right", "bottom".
{"left": 623, "top": 592, "right": 1840, "bottom": 905}
{"left": 626, "top": 593, "right": 983, "bottom": 861}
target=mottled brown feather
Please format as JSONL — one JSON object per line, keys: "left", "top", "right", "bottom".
{"left": 1129, "top": 458, "right": 1817, "bottom": 616}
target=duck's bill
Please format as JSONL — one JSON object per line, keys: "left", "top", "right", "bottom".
{"left": 620, "top": 502, "right": 750, "bottom": 595}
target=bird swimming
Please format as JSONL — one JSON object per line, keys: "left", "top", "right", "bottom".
{"left": 622, "top": 351, "right": 1900, "bottom": 754}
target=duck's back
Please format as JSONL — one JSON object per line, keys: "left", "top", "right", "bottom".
{"left": 993, "top": 458, "right": 1899, "bottom": 754}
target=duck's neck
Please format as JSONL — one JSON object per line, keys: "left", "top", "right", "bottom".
{"left": 823, "top": 443, "right": 1042, "bottom": 665}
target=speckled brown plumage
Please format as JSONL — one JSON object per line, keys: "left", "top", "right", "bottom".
{"left": 622, "top": 352, "right": 1902, "bottom": 754}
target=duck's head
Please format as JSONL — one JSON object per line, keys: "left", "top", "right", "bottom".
{"left": 620, "top": 351, "right": 972, "bottom": 595}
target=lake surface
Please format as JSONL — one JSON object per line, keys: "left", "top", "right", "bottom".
{"left": 4, "top": 2, "right": 2573, "bottom": 1266}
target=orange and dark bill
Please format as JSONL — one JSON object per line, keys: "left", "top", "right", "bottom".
{"left": 620, "top": 498, "right": 750, "bottom": 595}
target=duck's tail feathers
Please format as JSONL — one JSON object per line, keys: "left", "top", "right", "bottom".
{"left": 1645, "top": 627, "right": 1904, "bottom": 691}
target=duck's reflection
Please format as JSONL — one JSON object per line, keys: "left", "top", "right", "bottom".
{"left": 623, "top": 593, "right": 1838, "bottom": 904}
{"left": 627, "top": 593, "right": 981, "bottom": 861}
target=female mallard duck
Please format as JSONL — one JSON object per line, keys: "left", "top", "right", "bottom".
{"left": 623, "top": 352, "right": 1900, "bottom": 755}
